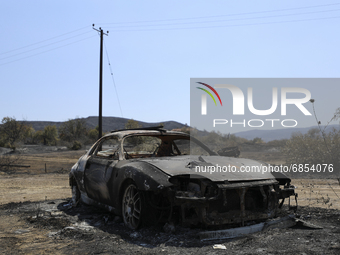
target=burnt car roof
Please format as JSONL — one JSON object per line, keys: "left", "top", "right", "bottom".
{"left": 110, "top": 125, "right": 166, "bottom": 133}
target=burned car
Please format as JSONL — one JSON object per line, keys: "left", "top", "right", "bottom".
{"left": 69, "top": 126, "right": 296, "bottom": 230}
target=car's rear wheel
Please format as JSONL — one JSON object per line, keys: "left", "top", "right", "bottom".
{"left": 122, "top": 183, "right": 143, "bottom": 229}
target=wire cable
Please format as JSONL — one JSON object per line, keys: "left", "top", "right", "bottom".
{"left": 102, "top": 38, "right": 124, "bottom": 118}
{"left": 3, "top": 2, "right": 340, "bottom": 61}
{"left": 100, "top": 2, "right": 340, "bottom": 25}
{"left": 0, "top": 26, "right": 89, "bottom": 56}
{"left": 0, "top": 30, "right": 92, "bottom": 61}
{"left": 106, "top": 15, "right": 340, "bottom": 32}
{"left": 104, "top": 8, "right": 340, "bottom": 29}
{"left": 0, "top": 35, "right": 96, "bottom": 66}
{"left": 3, "top": 3, "right": 340, "bottom": 64}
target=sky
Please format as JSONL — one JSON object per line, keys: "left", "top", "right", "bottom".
{"left": 1, "top": 1, "right": 340, "bottom": 131}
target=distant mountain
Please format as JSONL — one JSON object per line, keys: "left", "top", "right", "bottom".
{"left": 24, "top": 116, "right": 187, "bottom": 132}
{"left": 233, "top": 124, "right": 340, "bottom": 142}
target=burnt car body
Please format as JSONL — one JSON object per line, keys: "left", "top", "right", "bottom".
{"left": 69, "top": 126, "right": 296, "bottom": 230}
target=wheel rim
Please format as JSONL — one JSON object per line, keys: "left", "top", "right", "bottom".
{"left": 122, "top": 184, "right": 142, "bottom": 229}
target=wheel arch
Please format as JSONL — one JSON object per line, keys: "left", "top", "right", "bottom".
{"left": 115, "top": 162, "right": 173, "bottom": 215}
{"left": 118, "top": 161, "right": 173, "bottom": 192}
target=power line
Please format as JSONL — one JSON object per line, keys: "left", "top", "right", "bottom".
{"left": 0, "top": 26, "right": 89, "bottom": 56}
{"left": 100, "top": 2, "right": 340, "bottom": 25}
{"left": 104, "top": 8, "right": 340, "bottom": 29}
{"left": 0, "top": 31, "right": 92, "bottom": 61}
{"left": 103, "top": 39, "right": 124, "bottom": 118}
{"left": 2, "top": 3, "right": 340, "bottom": 65}
{"left": 3, "top": 2, "right": 339, "bottom": 61}
{"left": 106, "top": 15, "right": 340, "bottom": 32}
{"left": 0, "top": 35, "right": 96, "bottom": 66}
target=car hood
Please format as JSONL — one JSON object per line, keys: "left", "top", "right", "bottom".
{"left": 139, "top": 155, "right": 275, "bottom": 182}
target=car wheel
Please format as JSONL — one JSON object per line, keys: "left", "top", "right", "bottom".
{"left": 71, "top": 184, "right": 80, "bottom": 206}
{"left": 122, "top": 183, "right": 143, "bottom": 229}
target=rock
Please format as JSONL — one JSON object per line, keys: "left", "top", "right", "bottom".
{"left": 14, "top": 229, "right": 30, "bottom": 234}
{"left": 213, "top": 244, "right": 226, "bottom": 250}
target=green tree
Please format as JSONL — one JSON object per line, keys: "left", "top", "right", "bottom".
{"left": 88, "top": 126, "right": 99, "bottom": 142}
{"left": 124, "top": 119, "right": 142, "bottom": 146}
{"left": 252, "top": 137, "right": 264, "bottom": 144}
{"left": 42, "top": 125, "right": 58, "bottom": 145}
{"left": 59, "top": 118, "right": 88, "bottom": 142}
{"left": 33, "top": 130, "right": 44, "bottom": 144}
{"left": 125, "top": 119, "right": 141, "bottom": 129}
{"left": 23, "top": 126, "right": 36, "bottom": 144}
{"left": 0, "top": 117, "right": 28, "bottom": 150}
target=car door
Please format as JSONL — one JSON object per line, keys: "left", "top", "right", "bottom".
{"left": 84, "top": 136, "right": 119, "bottom": 205}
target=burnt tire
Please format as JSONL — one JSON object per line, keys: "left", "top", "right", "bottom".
{"left": 122, "top": 183, "right": 144, "bottom": 230}
{"left": 71, "top": 184, "right": 81, "bottom": 206}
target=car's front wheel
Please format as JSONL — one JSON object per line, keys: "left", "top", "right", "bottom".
{"left": 122, "top": 183, "right": 144, "bottom": 229}
{"left": 71, "top": 184, "right": 80, "bottom": 206}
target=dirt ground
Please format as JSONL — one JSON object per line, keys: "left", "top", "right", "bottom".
{"left": 1, "top": 145, "right": 340, "bottom": 254}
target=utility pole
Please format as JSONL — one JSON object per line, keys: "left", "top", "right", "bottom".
{"left": 93, "top": 24, "right": 108, "bottom": 139}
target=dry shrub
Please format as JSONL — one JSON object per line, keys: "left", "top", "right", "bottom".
{"left": 282, "top": 128, "right": 340, "bottom": 172}
{"left": 0, "top": 153, "right": 22, "bottom": 173}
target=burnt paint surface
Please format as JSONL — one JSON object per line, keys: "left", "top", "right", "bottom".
{"left": 140, "top": 155, "right": 276, "bottom": 181}
{"left": 84, "top": 156, "right": 116, "bottom": 205}
{"left": 81, "top": 156, "right": 173, "bottom": 214}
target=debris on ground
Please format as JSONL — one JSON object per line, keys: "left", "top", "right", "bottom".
{"left": 1, "top": 199, "right": 340, "bottom": 254}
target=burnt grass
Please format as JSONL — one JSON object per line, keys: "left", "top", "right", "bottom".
{"left": 1, "top": 199, "right": 340, "bottom": 254}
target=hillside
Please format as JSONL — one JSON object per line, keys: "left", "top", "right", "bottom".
{"left": 19, "top": 118, "right": 339, "bottom": 142}
{"left": 23, "top": 116, "right": 187, "bottom": 132}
